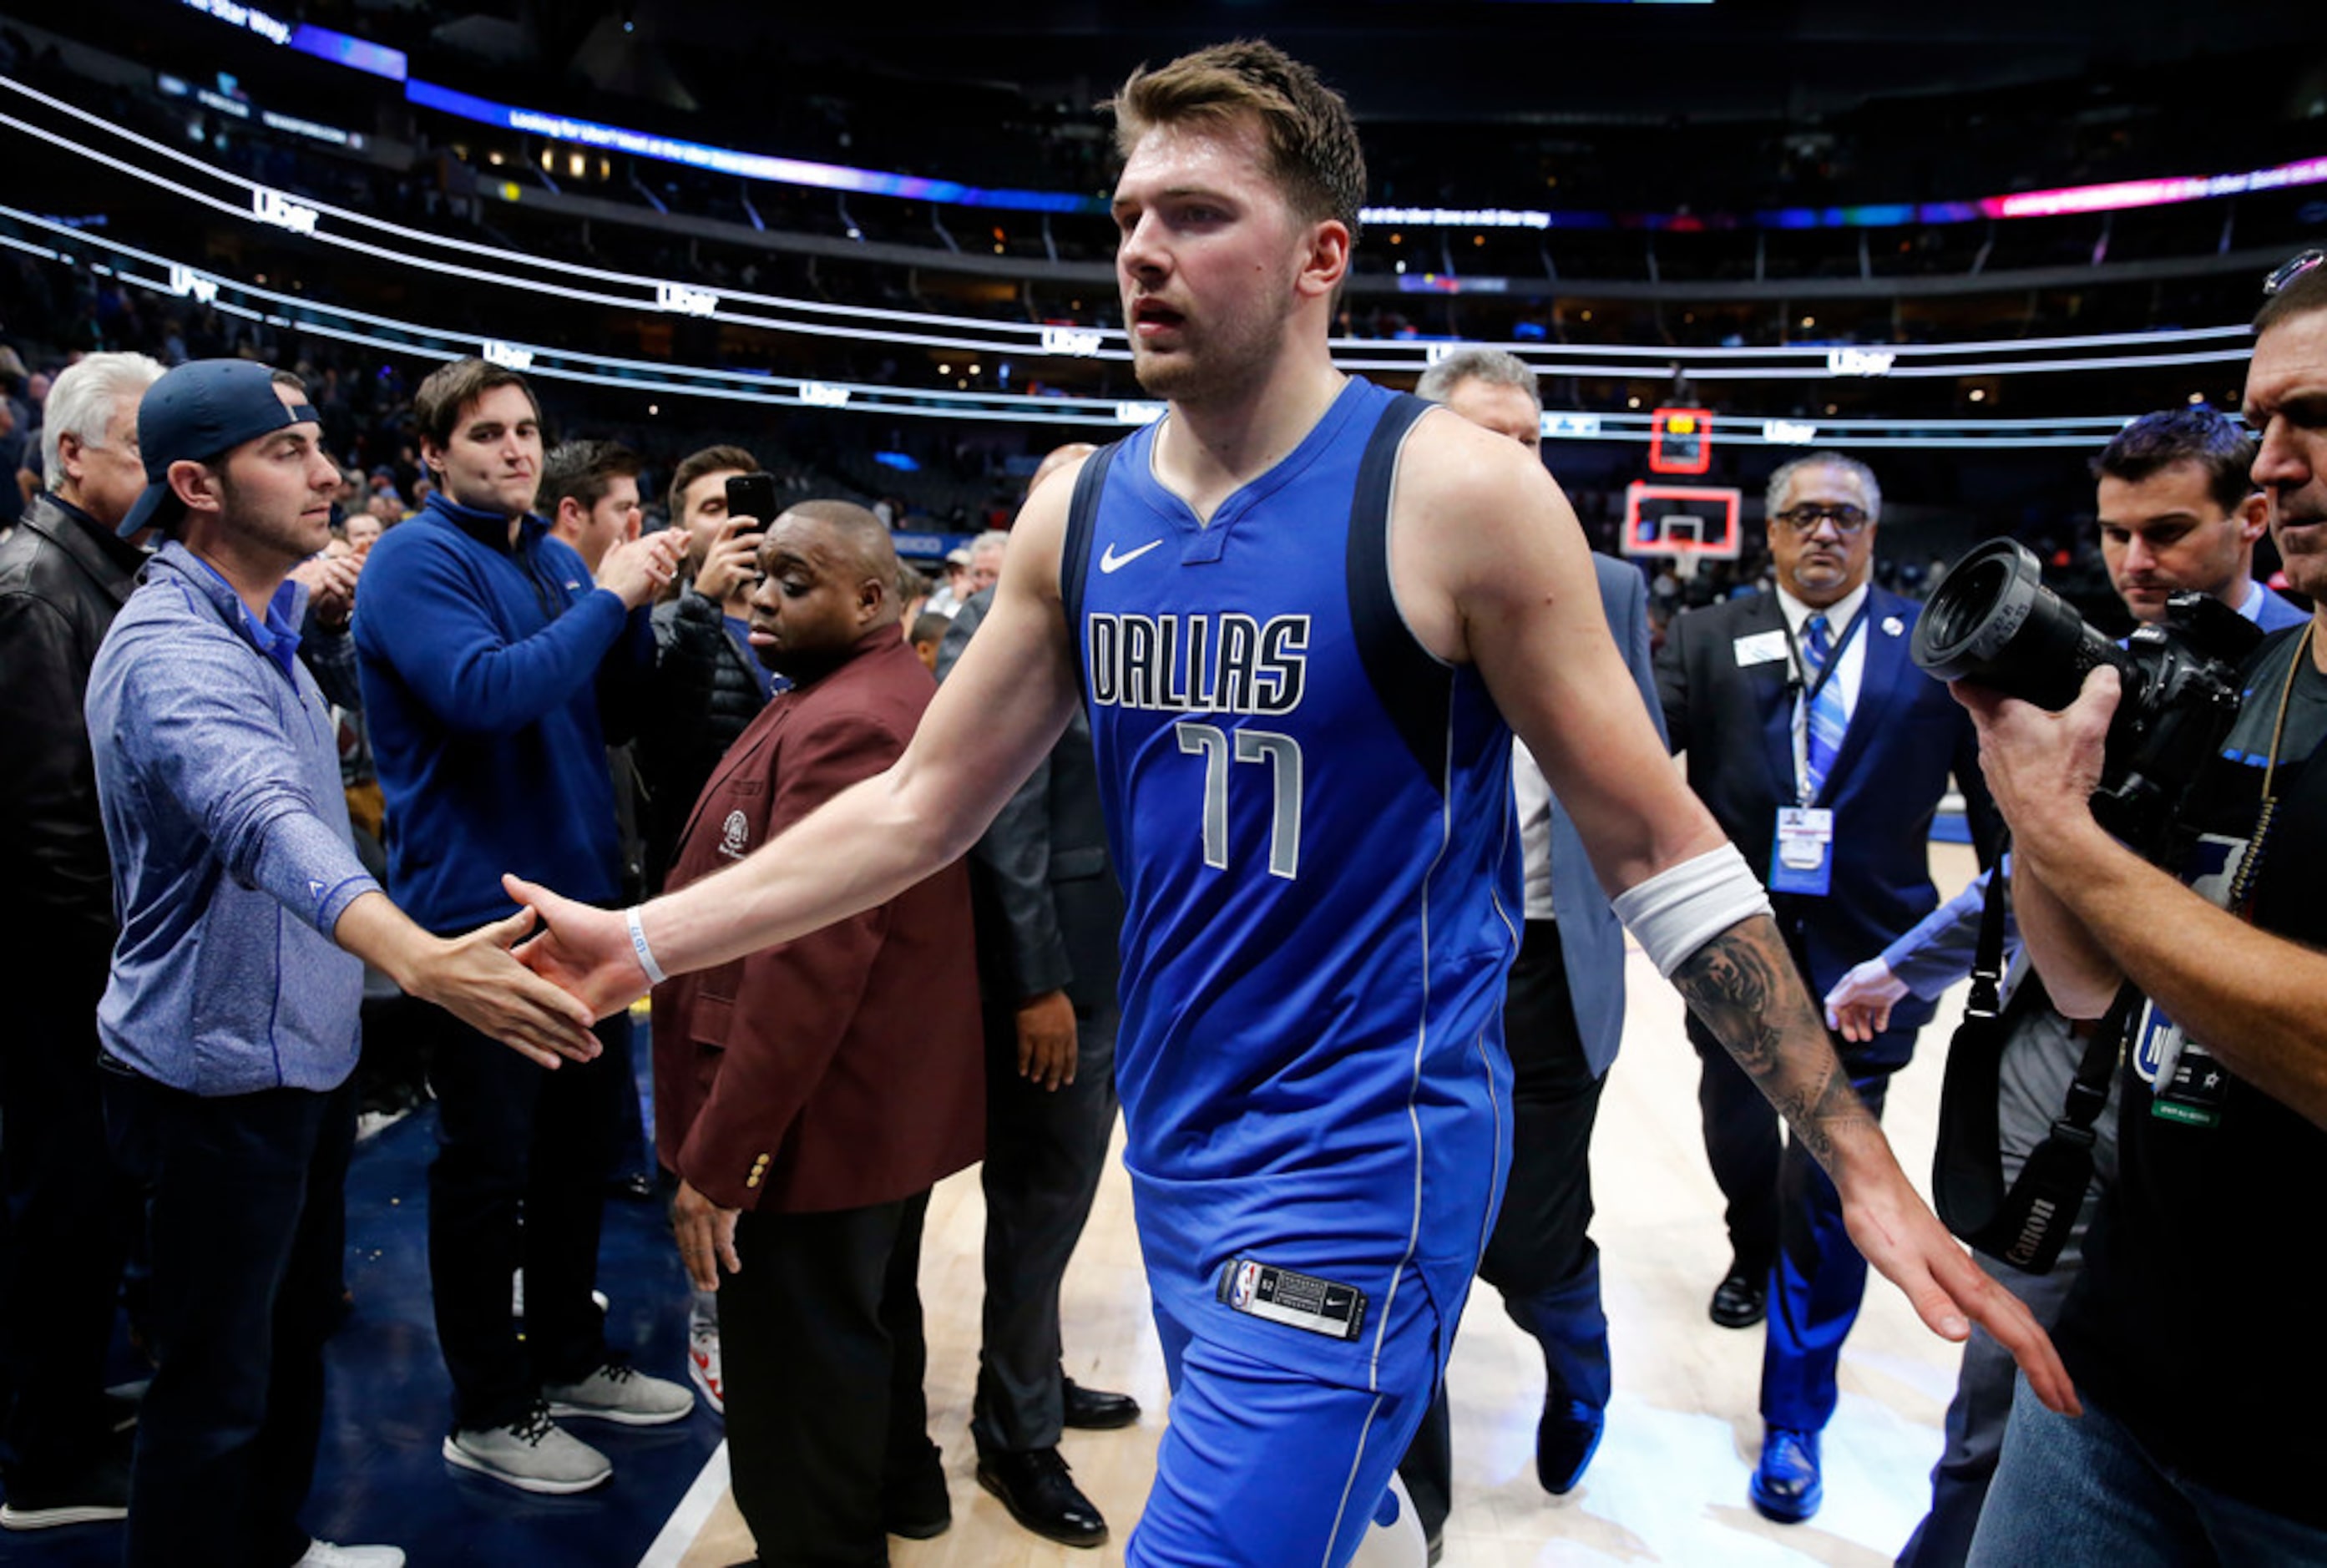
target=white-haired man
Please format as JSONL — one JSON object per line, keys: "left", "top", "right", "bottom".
{"left": 0, "top": 351, "right": 162, "bottom": 1530}
{"left": 1394, "top": 347, "right": 1663, "bottom": 1539}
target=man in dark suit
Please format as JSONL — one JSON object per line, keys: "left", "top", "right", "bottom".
{"left": 1656, "top": 452, "right": 1996, "bottom": 1525}
{"left": 1396, "top": 350, "right": 1667, "bottom": 1542}
{"left": 650, "top": 501, "right": 984, "bottom": 1560}
{"left": 936, "top": 444, "right": 1141, "bottom": 1550}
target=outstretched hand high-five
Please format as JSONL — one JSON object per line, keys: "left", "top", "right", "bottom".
{"left": 332, "top": 891, "right": 603, "bottom": 1068}
{"left": 503, "top": 873, "right": 655, "bottom": 1019}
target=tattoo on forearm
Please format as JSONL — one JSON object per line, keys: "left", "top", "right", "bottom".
{"left": 1672, "top": 918, "right": 1875, "bottom": 1171}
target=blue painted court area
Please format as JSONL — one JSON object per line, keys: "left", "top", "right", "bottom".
{"left": 10, "top": 1033, "right": 718, "bottom": 1567}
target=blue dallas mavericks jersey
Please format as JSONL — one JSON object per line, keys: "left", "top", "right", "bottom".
{"left": 1061, "top": 377, "right": 1521, "bottom": 1394}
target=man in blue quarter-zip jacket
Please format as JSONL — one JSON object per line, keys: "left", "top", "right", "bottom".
{"left": 86, "top": 358, "right": 599, "bottom": 1568}
{"left": 353, "top": 357, "right": 695, "bottom": 1496}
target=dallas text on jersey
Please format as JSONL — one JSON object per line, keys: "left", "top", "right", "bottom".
{"left": 1085, "top": 612, "right": 1312, "bottom": 715}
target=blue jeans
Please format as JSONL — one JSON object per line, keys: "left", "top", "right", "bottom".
{"left": 1970, "top": 1374, "right": 2327, "bottom": 1566}
{"left": 103, "top": 1068, "right": 354, "bottom": 1568}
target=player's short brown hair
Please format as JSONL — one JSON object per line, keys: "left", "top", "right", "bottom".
{"left": 1108, "top": 40, "right": 1366, "bottom": 239}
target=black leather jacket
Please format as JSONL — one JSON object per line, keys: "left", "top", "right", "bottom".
{"left": 0, "top": 492, "right": 145, "bottom": 964}
{"left": 640, "top": 588, "right": 777, "bottom": 890}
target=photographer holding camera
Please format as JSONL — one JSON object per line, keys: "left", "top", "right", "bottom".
{"left": 1863, "top": 406, "right": 2307, "bottom": 1568}
{"left": 1949, "top": 252, "right": 2327, "bottom": 1561}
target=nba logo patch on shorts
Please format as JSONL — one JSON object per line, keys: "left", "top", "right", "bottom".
{"left": 1216, "top": 1257, "right": 1368, "bottom": 1342}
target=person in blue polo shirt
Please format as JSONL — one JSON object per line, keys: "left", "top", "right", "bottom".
{"left": 84, "top": 358, "right": 600, "bottom": 1568}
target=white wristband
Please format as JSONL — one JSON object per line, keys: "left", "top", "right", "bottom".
{"left": 1611, "top": 842, "right": 1773, "bottom": 977}
{"left": 625, "top": 906, "right": 669, "bottom": 986}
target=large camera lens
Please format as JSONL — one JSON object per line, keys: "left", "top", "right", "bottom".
{"left": 1912, "top": 539, "right": 2125, "bottom": 711}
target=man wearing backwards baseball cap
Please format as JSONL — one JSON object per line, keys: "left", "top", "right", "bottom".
{"left": 83, "top": 360, "right": 600, "bottom": 1568}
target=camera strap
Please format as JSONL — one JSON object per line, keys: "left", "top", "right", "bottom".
{"left": 1931, "top": 848, "right": 2126, "bottom": 1273}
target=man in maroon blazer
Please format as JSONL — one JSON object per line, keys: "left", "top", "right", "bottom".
{"left": 650, "top": 499, "right": 984, "bottom": 1561}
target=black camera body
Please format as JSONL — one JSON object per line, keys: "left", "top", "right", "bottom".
{"left": 1913, "top": 539, "right": 2260, "bottom": 859}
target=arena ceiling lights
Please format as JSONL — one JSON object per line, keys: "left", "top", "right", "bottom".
{"left": 0, "top": 79, "right": 2256, "bottom": 445}
{"left": 1361, "top": 149, "right": 2327, "bottom": 232}
{"left": 168, "top": 0, "right": 2326, "bottom": 235}
{"left": 0, "top": 203, "right": 2178, "bottom": 448}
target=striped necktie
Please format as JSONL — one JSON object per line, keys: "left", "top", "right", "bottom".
{"left": 1800, "top": 612, "right": 1846, "bottom": 802}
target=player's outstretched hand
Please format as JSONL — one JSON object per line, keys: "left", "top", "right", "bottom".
{"left": 1843, "top": 1158, "right": 2082, "bottom": 1418}
{"left": 1824, "top": 957, "right": 1909, "bottom": 1043}
{"left": 503, "top": 873, "right": 653, "bottom": 1020}
{"left": 408, "top": 906, "right": 603, "bottom": 1069}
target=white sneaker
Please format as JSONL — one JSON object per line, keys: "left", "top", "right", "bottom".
{"left": 545, "top": 1360, "right": 696, "bottom": 1427}
{"left": 443, "top": 1405, "right": 612, "bottom": 1495}
{"left": 688, "top": 1326, "right": 725, "bottom": 1417}
{"left": 296, "top": 1543, "right": 407, "bottom": 1568}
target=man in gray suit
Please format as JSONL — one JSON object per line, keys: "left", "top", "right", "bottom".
{"left": 936, "top": 444, "right": 1140, "bottom": 1550}
{"left": 1396, "top": 350, "right": 1666, "bottom": 1546}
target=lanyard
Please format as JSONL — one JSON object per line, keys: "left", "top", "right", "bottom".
{"left": 2224, "top": 621, "right": 2317, "bottom": 918}
{"left": 1788, "top": 602, "right": 1867, "bottom": 803}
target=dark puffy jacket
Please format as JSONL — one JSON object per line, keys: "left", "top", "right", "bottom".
{"left": 640, "top": 588, "right": 777, "bottom": 889}
{"left": 0, "top": 492, "right": 144, "bottom": 969}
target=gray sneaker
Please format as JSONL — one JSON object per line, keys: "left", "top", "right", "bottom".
{"left": 545, "top": 1361, "right": 696, "bottom": 1427}
{"left": 443, "top": 1405, "right": 612, "bottom": 1495}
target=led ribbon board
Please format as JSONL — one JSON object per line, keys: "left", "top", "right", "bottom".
{"left": 169, "top": 0, "right": 2327, "bottom": 228}
{"left": 0, "top": 200, "right": 2178, "bottom": 446}
{"left": 401, "top": 81, "right": 1103, "bottom": 215}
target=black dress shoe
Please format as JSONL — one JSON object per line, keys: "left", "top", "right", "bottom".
{"left": 1748, "top": 1424, "right": 1823, "bottom": 1523}
{"left": 883, "top": 1505, "right": 951, "bottom": 1543}
{"left": 976, "top": 1446, "right": 1109, "bottom": 1549}
{"left": 1060, "top": 1378, "right": 1141, "bottom": 1431}
{"left": 1709, "top": 1264, "right": 1768, "bottom": 1329}
{"left": 1535, "top": 1397, "right": 1606, "bottom": 1495}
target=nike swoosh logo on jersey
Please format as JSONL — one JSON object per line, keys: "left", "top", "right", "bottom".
{"left": 1100, "top": 539, "right": 1164, "bottom": 574}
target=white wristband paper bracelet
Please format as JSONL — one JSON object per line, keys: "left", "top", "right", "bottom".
{"left": 1611, "top": 842, "right": 1773, "bottom": 977}
{"left": 625, "top": 906, "right": 669, "bottom": 985}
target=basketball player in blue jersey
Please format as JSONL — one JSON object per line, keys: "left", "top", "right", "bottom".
{"left": 509, "top": 41, "right": 2075, "bottom": 1567}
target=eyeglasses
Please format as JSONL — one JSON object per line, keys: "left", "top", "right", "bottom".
{"left": 2264, "top": 250, "right": 2324, "bottom": 299}
{"left": 1773, "top": 503, "right": 1871, "bottom": 534}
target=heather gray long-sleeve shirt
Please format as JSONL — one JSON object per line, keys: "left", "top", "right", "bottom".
{"left": 85, "top": 543, "right": 378, "bottom": 1095}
